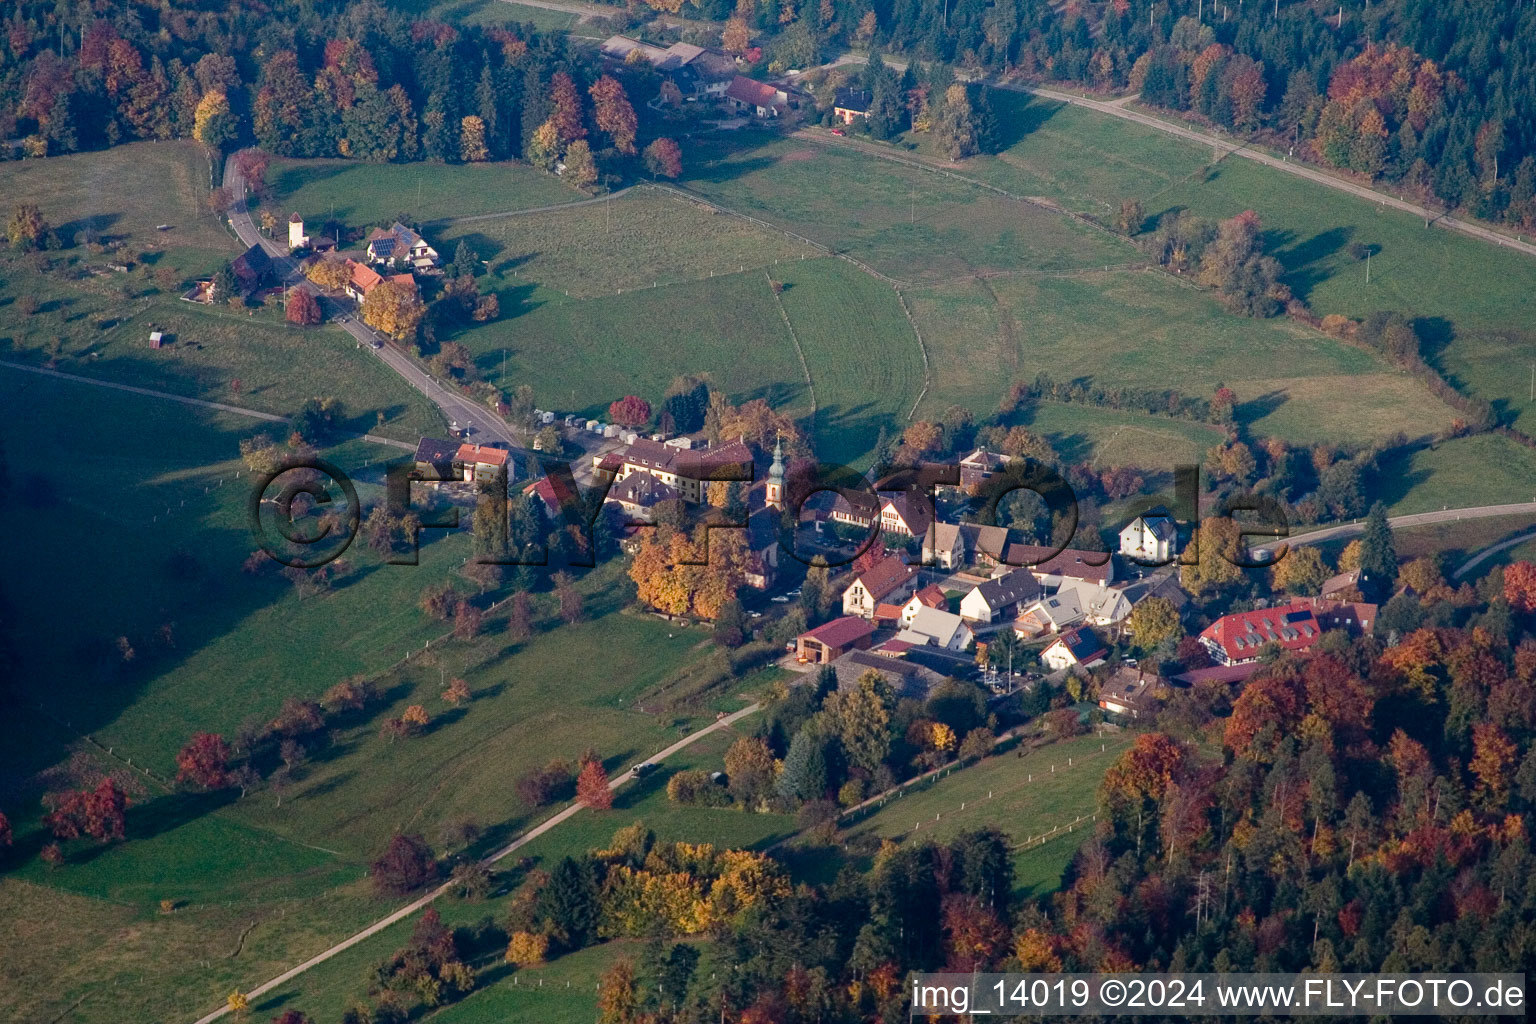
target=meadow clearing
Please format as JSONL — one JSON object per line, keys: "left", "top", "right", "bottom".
{"left": 956, "top": 91, "right": 1536, "bottom": 436}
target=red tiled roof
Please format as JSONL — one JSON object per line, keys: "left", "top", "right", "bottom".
{"left": 854, "top": 555, "right": 919, "bottom": 603}
{"left": 348, "top": 260, "right": 383, "bottom": 294}
{"left": 387, "top": 272, "right": 416, "bottom": 293}
{"left": 1199, "top": 603, "right": 1320, "bottom": 663}
{"left": 800, "top": 615, "right": 875, "bottom": 649}
{"left": 456, "top": 443, "right": 508, "bottom": 467}
{"left": 1172, "top": 663, "right": 1261, "bottom": 686}
{"left": 873, "top": 602, "right": 904, "bottom": 624}
{"left": 725, "top": 75, "right": 784, "bottom": 107}
{"left": 910, "top": 584, "right": 947, "bottom": 610}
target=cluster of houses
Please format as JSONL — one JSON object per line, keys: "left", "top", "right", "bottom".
{"left": 601, "top": 34, "right": 791, "bottom": 118}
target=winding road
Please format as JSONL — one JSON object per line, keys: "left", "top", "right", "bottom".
{"left": 188, "top": 701, "right": 761, "bottom": 1024}
{"left": 221, "top": 156, "right": 523, "bottom": 450}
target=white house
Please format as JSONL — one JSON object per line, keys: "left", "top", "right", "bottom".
{"left": 1119, "top": 507, "right": 1178, "bottom": 563}
{"left": 1073, "top": 583, "right": 1135, "bottom": 627}
{"left": 922, "top": 522, "right": 1010, "bottom": 571}
{"left": 900, "top": 584, "right": 948, "bottom": 626}
{"left": 841, "top": 555, "right": 920, "bottom": 618}
{"left": 959, "top": 569, "right": 1041, "bottom": 624}
{"left": 1015, "top": 590, "right": 1084, "bottom": 638}
{"left": 1040, "top": 627, "right": 1108, "bottom": 673}
{"left": 897, "top": 606, "right": 974, "bottom": 652}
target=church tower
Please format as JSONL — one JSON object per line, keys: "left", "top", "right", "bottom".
{"left": 765, "top": 436, "right": 785, "bottom": 510}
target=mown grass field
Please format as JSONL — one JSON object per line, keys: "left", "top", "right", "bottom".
{"left": 1018, "top": 402, "right": 1227, "bottom": 469}
{"left": 1376, "top": 434, "right": 1536, "bottom": 515}
{"left": 771, "top": 258, "right": 925, "bottom": 466}
{"left": 388, "top": 0, "right": 581, "bottom": 31}
{"left": 958, "top": 91, "right": 1536, "bottom": 435}
{"left": 265, "top": 156, "right": 575, "bottom": 228}
{"left": 977, "top": 269, "right": 1455, "bottom": 445}
{"left": 438, "top": 188, "right": 819, "bottom": 299}
{"left": 454, "top": 268, "right": 810, "bottom": 420}
{"left": 681, "top": 131, "right": 1139, "bottom": 284}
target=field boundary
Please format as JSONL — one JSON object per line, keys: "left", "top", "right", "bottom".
{"left": 894, "top": 289, "right": 931, "bottom": 420}
{"left": 764, "top": 270, "right": 817, "bottom": 422}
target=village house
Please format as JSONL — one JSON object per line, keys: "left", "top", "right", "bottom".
{"left": 998, "top": 543, "right": 1116, "bottom": 588}
{"left": 1098, "top": 664, "right": 1161, "bottom": 719}
{"left": 1041, "top": 626, "right": 1108, "bottom": 672}
{"left": 1014, "top": 590, "right": 1084, "bottom": 638}
{"left": 833, "top": 87, "right": 871, "bottom": 124}
{"left": 959, "top": 568, "right": 1042, "bottom": 624}
{"left": 413, "top": 437, "right": 511, "bottom": 484}
{"left": 1118, "top": 506, "right": 1179, "bottom": 563}
{"left": 896, "top": 605, "right": 974, "bottom": 652}
{"left": 922, "top": 521, "right": 1010, "bottom": 570}
{"left": 795, "top": 616, "right": 875, "bottom": 664}
{"left": 878, "top": 491, "right": 933, "bottom": 538}
{"left": 724, "top": 75, "right": 788, "bottom": 117}
{"left": 842, "top": 554, "right": 921, "bottom": 617}
{"left": 899, "top": 584, "right": 948, "bottom": 626}
{"left": 607, "top": 471, "right": 680, "bottom": 522}
{"left": 343, "top": 259, "right": 417, "bottom": 302}
{"left": 365, "top": 222, "right": 440, "bottom": 271}
{"left": 956, "top": 448, "right": 1012, "bottom": 493}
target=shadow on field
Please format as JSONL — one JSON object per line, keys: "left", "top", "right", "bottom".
{"left": 1275, "top": 225, "right": 1353, "bottom": 302}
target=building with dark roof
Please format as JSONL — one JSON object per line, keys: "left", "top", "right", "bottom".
{"left": 1041, "top": 626, "right": 1109, "bottom": 672}
{"left": 831, "top": 649, "right": 949, "bottom": 700}
{"left": 999, "top": 543, "right": 1116, "bottom": 587}
{"left": 958, "top": 568, "right": 1042, "bottom": 624}
{"left": 833, "top": 87, "right": 871, "bottom": 123}
{"left": 230, "top": 244, "right": 273, "bottom": 294}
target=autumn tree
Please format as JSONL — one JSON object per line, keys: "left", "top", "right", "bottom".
{"left": 562, "top": 140, "right": 597, "bottom": 189}
{"left": 506, "top": 590, "right": 534, "bottom": 642}
{"left": 175, "top": 732, "right": 233, "bottom": 790}
{"left": 459, "top": 115, "right": 489, "bottom": 162}
{"left": 1271, "top": 545, "right": 1330, "bottom": 595}
{"left": 553, "top": 571, "right": 585, "bottom": 624}
{"left": 361, "top": 279, "right": 426, "bottom": 340}
{"left": 193, "top": 90, "right": 237, "bottom": 150}
{"left": 722, "top": 17, "right": 752, "bottom": 53}
{"left": 608, "top": 395, "right": 652, "bottom": 428}
{"left": 442, "top": 677, "right": 471, "bottom": 706}
{"left": 6, "top": 204, "right": 47, "bottom": 251}
{"left": 598, "top": 957, "right": 639, "bottom": 1024}
{"left": 454, "top": 600, "right": 484, "bottom": 639}
{"left": 1470, "top": 722, "right": 1517, "bottom": 805}
{"left": 1180, "top": 517, "right": 1244, "bottom": 593}
{"left": 1503, "top": 561, "right": 1536, "bottom": 614}
{"left": 1116, "top": 198, "right": 1145, "bottom": 235}
{"left": 643, "top": 138, "right": 682, "bottom": 179}
{"left": 724, "top": 736, "right": 778, "bottom": 805}
{"left": 577, "top": 758, "right": 613, "bottom": 810}
{"left": 549, "top": 71, "right": 586, "bottom": 146}
{"left": 305, "top": 257, "right": 352, "bottom": 290}
{"left": 589, "top": 76, "right": 637, "bottom": 155}
{"left": 506, "top": 930, "right": 550, "bottom": 966}
{"left": 0, "top": 811, "right": 10, "bottom": 855}
{"left": 1127, "top": 596, "right": 1182, "bottom": 648}
{"left": 285, "top": 288, "right": 322, "bottom": 326}
{"left": 371, "top": 833, "right": 438, "bottom": 896}
{"left": 44, "top": 780, "right": 129, "bottom": 843}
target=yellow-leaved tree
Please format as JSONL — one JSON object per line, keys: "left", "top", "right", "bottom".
{"left": 193, "top": 90, "right": 236, "bottom": 150}
{"left": 361, "top": 279, "right": 426, "bottom": 340}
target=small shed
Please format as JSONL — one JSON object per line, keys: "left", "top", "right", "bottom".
{"left": 603, "top": 424, "right": 621, "bottom": 438}
{"left": 586, "top": 419, "right": 601, "bottom": 432}
{"left": 539, "top": 411, "right": 556, "bottom": 425}
{"left": 565, "top": 414, "right": 580, "bottom": 427}
{"left": 622, "top": 431, "right": 639, "bottom": 444}
{"left": 148, "top": 330, "right": 165, "bottom": 349}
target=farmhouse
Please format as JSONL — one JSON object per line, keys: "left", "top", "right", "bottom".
{"left": 896, "top": 606, "right": 973, "bottom": 652}
{"left": 724, "top": 75, "right": 788, "bottom": 117}
{"left": 959, "top": 568, "right": 1042, "bottom": 624}
{"left": 1119, "top": 506, "right": 1179, "bottom": 563}
{"left": 795, "top": 616, "right": 875, "bottom": 664}
{"left": 230, "top": 244, "right": 273, "bottom": 295}
{"left": 842, "top": 555, "right": 921, "bottom": 617}
{"left": 1040, "top": 626, "right": 1108, "bottom": 672}
{"left": 878, "top": 491, "right": 933, "bottom": 538}
{"left": 601, "top": 35, "right": 706, "bottom": 71}
{"left": 342, "top": 259, "right": 416, "bottom": 302}
{"left": 365, "top": 222, "right": 440, "bottom": 270}
{"left": 833, "top": 87, "right": 871, "bottom": 124}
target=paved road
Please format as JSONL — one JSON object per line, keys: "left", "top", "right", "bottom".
{"left": 221, "top": 155, "right": 523, "bottom": 450}
{"left": 1251, "top": 502, "right": 1536, "bottom": 555}
{"left": 1453, "top": 528, "right": 1536, "bottom": 580}
{"left": 0, "top": 360, "right": 413, "bottom": 450}
{"left": 189, "top": 701, "right": 761, "bottom": 1024}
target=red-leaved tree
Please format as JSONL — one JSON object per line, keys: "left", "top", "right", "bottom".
{"left": 576, "top": 758, "right": 612, "bottom": 810}
{"left": 643, "top": 137, "right": 682, "bottom": 179}
{"left": 608, "top": 395, "right": 652, "bottom": 428}
{"left": 285, "top": 288, "right": 322, "bottom": 326}
{"left": 175, "top": 732, "right": 233, "bottom": 790}
{"left": 371, "top": 833, "right": 438, "bottom": 896}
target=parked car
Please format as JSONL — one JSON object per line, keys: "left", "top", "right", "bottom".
{"left": 830, "top": 127, "right": 846, "bottom": 136}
